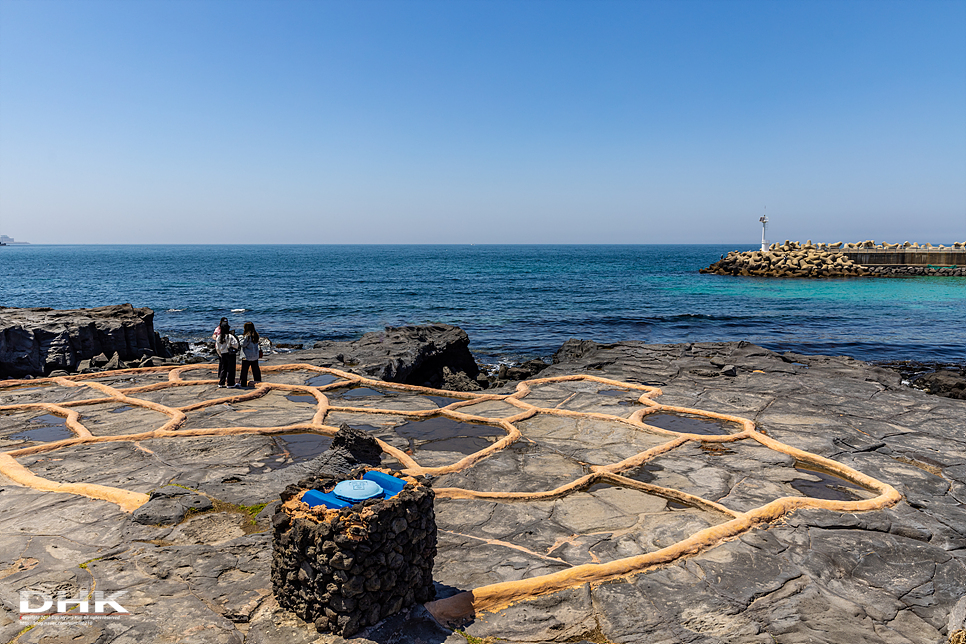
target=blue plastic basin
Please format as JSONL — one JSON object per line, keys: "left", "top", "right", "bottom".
{"left": 333, "top": 479, "right": 384, "bottom": 502}
{"left": 363, "top": 470, "right": 407, "bottom": 498}
{"left": 302, "top": 489, "right": 351, "bottom": 509}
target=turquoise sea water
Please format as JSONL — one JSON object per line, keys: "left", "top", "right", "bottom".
{"left": 1, "top": 244, "right": 964, "bottom": 363}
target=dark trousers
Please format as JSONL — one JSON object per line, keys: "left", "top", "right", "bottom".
{"left": 218, "top": 352, "right": 237, "bottom": 386}
{"left": 241, "top": 360, "right": 261, "bottom": 386}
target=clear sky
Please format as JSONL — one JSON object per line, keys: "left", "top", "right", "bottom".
{"left": 1, "top": 0, "right": 964, "bottom": 245}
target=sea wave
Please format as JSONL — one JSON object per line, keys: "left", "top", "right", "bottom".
{"left": 231, "top": 308, "right": 247, "bottom": 313}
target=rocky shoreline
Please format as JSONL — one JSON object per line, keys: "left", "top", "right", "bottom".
{"left": 2, "top": 332, "right": 965, "bottom": 643}
{"left": 3, "top": 305, "right": 965, "bottom": 402}
{"left": 1, "top": 305, "right": 551, "bottom": 388}
{"left": 0, "top": 304, "right": 188, "bottom": 378}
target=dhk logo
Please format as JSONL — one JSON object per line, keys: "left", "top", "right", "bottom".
{"left": 20, "top": 590, "right": 130, "bottom": 615}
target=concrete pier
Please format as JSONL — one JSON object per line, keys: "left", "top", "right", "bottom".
{"left": 844, "top": 248, "right": 965, "bottom": 266}
{"left": 701, "top": 241, "right": 966, "bottom": 277}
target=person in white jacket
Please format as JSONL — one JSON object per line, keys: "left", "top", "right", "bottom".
{"left": 240, "top": 322, "right": 262, "bottom": 387}
{"left": 214, "top": 320, "right": 240, "bottom": 388}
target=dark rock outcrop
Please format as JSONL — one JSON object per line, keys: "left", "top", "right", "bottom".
{"left": 505, "top": 359, "right": 550, "bottom": 380}
{"left": 553, "top": 339, "right": 602, "bottom": 364}
{"left": 271, "top": 424, "right": 384, "bottom": 484}
{"left": 0, "top": 304, "right": 183, "bottom": 378}
{"left": 916, "top": 369, "right": 966, "bottom": 400}
{"left": 543, "top": 338, "right": 906, "bottom": 389}
{"left": 441, "top": 366, "right": 483, "bottom": 392}
{"left": 872, "top": 360, "right": 966, "bottom": 401}
{"left": 293, "top": 324, "right": 479, "bottom": 389}
{"left": 158, "top": 336, "right": 190, "bottom": 358}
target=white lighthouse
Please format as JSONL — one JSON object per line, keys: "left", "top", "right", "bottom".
{"left": 759, "top": 211, "right": 769, "bottom": 252}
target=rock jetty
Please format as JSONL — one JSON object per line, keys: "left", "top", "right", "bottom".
{"left": 700, "top": 242, "right": 870, "bottom": 278}
{"left": 701, "top": 239, "right": 966, "bottom": 278}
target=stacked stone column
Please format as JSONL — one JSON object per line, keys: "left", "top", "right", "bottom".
{"left": 272, "top": 469, "right": 437, "bottom": 637}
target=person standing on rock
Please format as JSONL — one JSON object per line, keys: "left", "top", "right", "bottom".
{"left": 212, "top": 317, "right": 228, "bottom": 340}
{"left": 240, "top": 321, "right": 262, "bottom": 388}
{"left": 215, "top": 320, "right": 240, "bottom": 388}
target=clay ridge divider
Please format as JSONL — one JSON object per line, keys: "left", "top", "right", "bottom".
{"left": 0, "top": 453, "right": 148, "bottom": 512}
{"left": 0, "top": 366, "right": 180, "bottom": 389}
{"left": 747, "top": 427, "right": 901, "bottom": 503}
{"left": 426, "top": 480, "right": 902, "bottom": 622}
{"left": 597, "top": 471, "right": 741, "bottom": 518}
{"left": 0, "top": 401, "right": 92, "bottom": 439}
{"left": 433, "top": 437, "right": 689, "bottom": 502}
{"left": 0, "top": 363, "right": 902, "bottom": 619}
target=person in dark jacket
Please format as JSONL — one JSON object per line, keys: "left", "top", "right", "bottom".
{"left": 214, "top": 320, "right": 239, "bottom": 388}
{"left": 240, "top": 321, "right": 262, "bottom": 387}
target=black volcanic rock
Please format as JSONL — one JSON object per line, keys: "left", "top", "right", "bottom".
{"left": 274, "top": 423, "right": 384, "bottom": 483}
{"left": 553, "top": 339, "right": 601, "bottom": 364}
{"left": 916, "top": 369, "right": 966, "bottom": 400}
{"left": 294, "top": 324, "right": 479, "bottom": 388}
{"left": 0, "top": 304, "right": 170, "bottom": 378}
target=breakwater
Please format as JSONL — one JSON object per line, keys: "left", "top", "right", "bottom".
{"left": 701, "top": 240, "right": 966, "bottom": 278}
{"left": 843, "top": 248, "right": 966, "bottom": 267}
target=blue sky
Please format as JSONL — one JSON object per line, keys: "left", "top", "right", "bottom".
{"left": 1, "top": 0, "right": 963, "bottom": 244}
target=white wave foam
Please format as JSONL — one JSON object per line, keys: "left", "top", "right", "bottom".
{"left": 231, "top": 309, "right": 246, "bottom": 313}
{"left": 166, "top": 309, "right": 184, "bottom": 312}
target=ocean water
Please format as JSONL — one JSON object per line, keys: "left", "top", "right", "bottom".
{"left": 1, "top": 244, "right": 964, "bottom": 364}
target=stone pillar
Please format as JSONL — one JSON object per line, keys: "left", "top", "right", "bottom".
{"left": 271, "top": 469, "right": 437, "bottom": 637}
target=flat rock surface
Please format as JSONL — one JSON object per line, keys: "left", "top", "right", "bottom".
{"left": 0, "top": 340, "right": 964, "bottom": 643}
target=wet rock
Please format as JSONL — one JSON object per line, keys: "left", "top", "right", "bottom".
{"left": 157, "top": 335, "right": 189, "bottom": 357}
{"left": 133, "top": 485, "right": 213, "bottom": 525}
{"left": 267, "top": 424, "right": 383, "bottom": 485}
{"left": 519, "top": 358, "right": 549, "bottom": 377}
{"left": 441, "top": 366, "right": 482, "bottom": 392}
{"left": 916, "top": 369, "right": 966, "bottom": 400}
